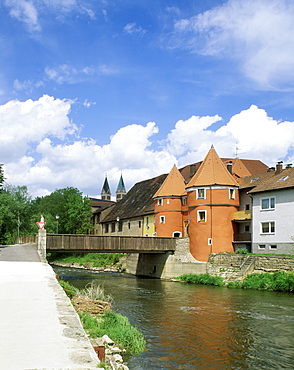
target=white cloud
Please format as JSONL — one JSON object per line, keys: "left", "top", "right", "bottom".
{"left": 5, "top": 0, "right": 95, "bottom": 31}
{"left": 45, "top": 63, "right": 119, "bottom": 84}
{"left": 2, "top": 95, "right": 294, "bottom": 198}
{"left": 0, "top": 95, "right": 77, "bottom": 163}
{"left": 172, "top": 0, "right": 294, "bottom": 89}
{"left": 5, "top": 0, "right": 40, "bottom": 31}
{"left": 123, "top": 22, "right": 147, "bottom": 36}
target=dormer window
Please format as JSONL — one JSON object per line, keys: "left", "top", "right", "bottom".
{"left": 277, "top": 176, "right": 289, "bottom": 182}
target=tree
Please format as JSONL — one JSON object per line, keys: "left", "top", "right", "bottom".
{"left": 0, "top": 185, "right": 34, "bottom": 244}
{"left": 32, "top": 187, "right": 93, "bottom": 234}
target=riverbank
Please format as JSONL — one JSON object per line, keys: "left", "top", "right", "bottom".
{"left": 59, "top": 279, "right": 146, "bottom": 370}
{"left": 175, "top": 272, "right": 294, "bottom": 292}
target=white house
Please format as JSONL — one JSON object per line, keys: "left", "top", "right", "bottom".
{"left": 239, "top": 163, "right": 294, "bottom": 254}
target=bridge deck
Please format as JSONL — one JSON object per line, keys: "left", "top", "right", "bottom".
{"left": 46, "top": 234, "right": 177, "bottom": 253}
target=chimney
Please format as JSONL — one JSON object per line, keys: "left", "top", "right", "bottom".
{"left": 276, "top": 161, "right": 283, "bottom": 174}
{"left": 227, "top": 161, "right": 233, "bottom": 174}
{"left": 286, "top": 163, "right": 292, "bottom": 169}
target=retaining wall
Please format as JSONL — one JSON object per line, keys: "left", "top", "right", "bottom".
{"left": 207, "top": 253, "right": 294, "bottom": 279}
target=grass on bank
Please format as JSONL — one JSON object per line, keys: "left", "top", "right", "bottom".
{"left": 227, "top": 271, "right": 294, "bottom": 292}
{"left": 59, "top": 280, "right": 146, "bottom": 355}
{"left": 47, "top": 252, "right": 125, "bottom": 270}
{"left": 175, "top": 273, "right": 225, "bottom": 286}
{"left": 175, "top": 271, "right": 294, "bottom": 293}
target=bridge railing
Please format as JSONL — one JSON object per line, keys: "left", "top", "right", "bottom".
{"left": 46, "top": 234, "right": 177, "bottom": 253}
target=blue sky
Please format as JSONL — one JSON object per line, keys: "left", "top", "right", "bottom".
{"left": 1, "top": 0, "right": 294, "bottom": 198}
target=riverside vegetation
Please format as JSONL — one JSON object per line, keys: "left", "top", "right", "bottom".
{"left": 59, "top": 280, "right": 146, "bottom": 359}
{"left": 176, "top": 272, "right": 294, "bottom": 292}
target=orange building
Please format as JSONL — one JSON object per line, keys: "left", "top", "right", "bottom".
{"left": 153, "top": 165, "right": 188, "bottom": 237}
{"left": 154, "top": 146, "right": 240, "bottom": 261}
{"left": 186, "top": 146, "right": 239, "bottom": 261}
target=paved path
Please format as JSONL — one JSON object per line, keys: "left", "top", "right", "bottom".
{"left": 0, "top": 244, "right": 100, "bottom": 369}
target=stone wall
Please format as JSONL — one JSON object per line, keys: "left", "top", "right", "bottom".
{"left": 207, "top": 253, "right": 294, "bottom": 279}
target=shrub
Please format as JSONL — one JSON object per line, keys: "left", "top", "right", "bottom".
{"left": 59, "top": 280, "right": 77, "bottom": 299}
{"left": 77, "top": 281, "right": 113, "bottom": 304}
{"left": 80, "top": 310, "right": 146, "bottom": 355}
{"left": 235, "top": 248, "right": 248, "bottom": 254}
{"left": 176, "top": 273, "right": 224, "bottom": 286}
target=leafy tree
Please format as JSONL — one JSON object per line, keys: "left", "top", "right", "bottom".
{"left": 32, "top": 187, "right": 93, "bottom": 234}
{"left": 0, "top": 185, "right": 34, "bottom": 244}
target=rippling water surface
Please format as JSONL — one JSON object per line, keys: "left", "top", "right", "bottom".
{"left": 54, "top": 267, "right": 294, "bottom": 370}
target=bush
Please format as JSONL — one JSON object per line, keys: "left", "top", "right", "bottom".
{"left": 77, "top": 281, "right": 113, "bottom": 304}
{"left": 237, "top": 271, "right": 294, "bottom": 292}
{"left": 175, "top": 273, "right": 224, "bottom": 286}
{"left": 80, "top": 310, "right": 146, "bottom": 355}
{"left": 235, "top": 248, "right": 248, "bottom": 254}
{"left": 59, "top": 280, "right": 77, "bottom": 299}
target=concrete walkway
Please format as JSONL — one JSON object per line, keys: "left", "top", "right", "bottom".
{"left": 0, "top": 244, "right": 100, "bottom": 369}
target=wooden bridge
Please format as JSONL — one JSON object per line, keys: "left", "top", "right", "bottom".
{"left": 46, "top": 234, "right": 177, "bottom": 254}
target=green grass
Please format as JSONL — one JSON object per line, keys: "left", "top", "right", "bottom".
{"left": 47, "top": 252, "right": 125, "bottom": 268}
{"left": 58, "top": 280, "right": 146, "bottom": 355}
{"left": 227, "top": 271, "right": 294, "bottom": 292}
{"left": 175, "top": 273, "right": 224, "bottom": 286}
{"left": 80, "top": 310, "right": 146, "bottom": 355}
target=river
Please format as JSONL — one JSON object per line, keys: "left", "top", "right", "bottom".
{"left": 53, "top": 266, "right": 294, "bottom": 370}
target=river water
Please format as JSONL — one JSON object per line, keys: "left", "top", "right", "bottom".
{"left": 53, "top": 266, "right": 294, "bottom": 370}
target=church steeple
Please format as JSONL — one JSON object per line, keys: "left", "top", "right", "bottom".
{"left": 116, "top": 173, "right": 126, "bottom": 202}
{"left": 101, "top": 175, "right": 111, "bottom": 201}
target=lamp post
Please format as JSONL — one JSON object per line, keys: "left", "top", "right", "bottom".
{"left": 56, "top": 214, "right": 59, "bottom": 234}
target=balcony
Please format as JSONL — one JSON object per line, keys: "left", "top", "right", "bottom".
{"left": 233, "top": 210, "right": 251, "bottom": 221}
{"left": 233, "top": 233, "right": 251, "bottom": 242}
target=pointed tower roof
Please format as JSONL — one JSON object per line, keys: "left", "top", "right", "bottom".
{"left": 187, "top": 146, "right": 239, "bottom": 187}
{"left": 153, "top": 165, "right": 187, "bottom": 198}
{"left": 116, "top": 173, "right": 126, "bottom": 193}
{"left": 101, "top": 175, "right": 111, "bottom": 194}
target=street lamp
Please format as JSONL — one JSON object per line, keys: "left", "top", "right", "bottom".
{"left": 56, "top": 214, "right": 60, "bottom": 234}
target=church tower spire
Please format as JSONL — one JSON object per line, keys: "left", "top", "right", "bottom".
{"left": 116, "top": 173, "right": 126, "bottom": 202}
{"left": 101, "top": 175, "right": 111, "bottom": 201}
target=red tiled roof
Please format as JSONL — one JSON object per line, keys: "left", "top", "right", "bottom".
{"left": 153, "top": 165, "right": 186, "bottom": 198}
{"left": 186, "top": 146, "right": 239, "bottom": 187}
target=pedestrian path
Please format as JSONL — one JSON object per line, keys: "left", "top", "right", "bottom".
{"left": 0, "top": 244, "right": 100, "bottom": 369}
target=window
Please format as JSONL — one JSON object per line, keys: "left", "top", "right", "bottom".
{"left": 146, "top": 217, "right": 149, "bottom": 227}
{"left": 261, "top": 221, "right": 275, "bottom": 234}
{"left": 182, "top": 197, "right": 187, "bottom": 205}
{"left": 173, "top": 232, "right": 181, "bottom": 237}
{"left": 197, "top": 210, "right": 206, "bottom": 222}
{"left": 158, "top": 198, "right": 163, "bottom": 206}
{"left": 167, "top": 199, "right": 170, "bottom": 204}
{"left": 270, "top": 245, "right": 277, "bottom": 249}
{"left": 245, "top": 225, "right": 250, "bottom": 232}
{"left": 245, "top": 204, "right": 250, "bottom": 210}
{"left": 277, "top": 176, "right": 288, "bottom": 182}
{"left": 229, "top": 189, "right": 235, "bottom": 200}
{"left": 128, "top": 222, "right": 131, "bottom": 230}
{"left": 258, "top": 244, "right": 266, "bottom": 249}
{"left": 118, "top": 221, "right": 123, "bottom": 232}
{"left": 261, "top": 197, "right": 275, "bottom": 210}
{"left": 105, "top": 224, "right": 109, "bottom": 233}
{"left": 111, "top": 222, "right": 115, "bottom": 232}
{"left": 197, "top": 188, "right": 205, "bottom": 199}
{"left": 160, "top": 216, "right": 165, "bottom": 224}
{"left": 138, "top": 220, "right": 141, "bottom": 228}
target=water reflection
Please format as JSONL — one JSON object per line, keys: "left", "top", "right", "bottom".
{"left": 53, "top": 267, "right": 294, "bottom": 370}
